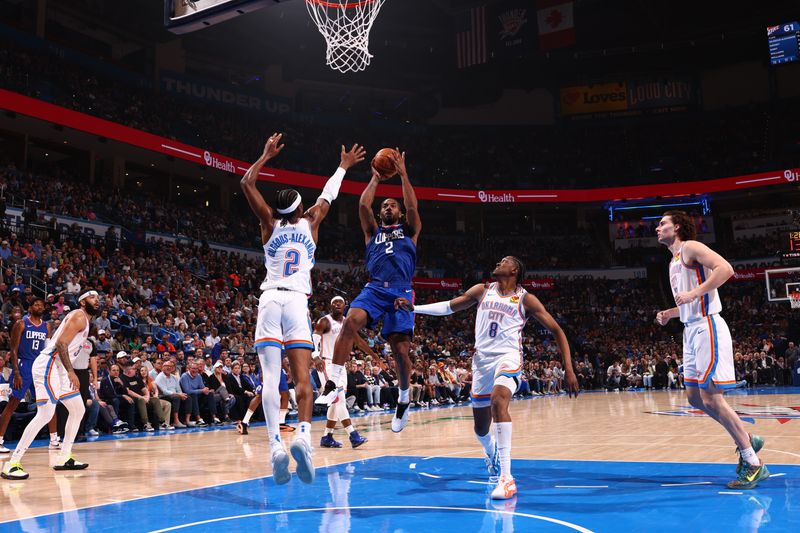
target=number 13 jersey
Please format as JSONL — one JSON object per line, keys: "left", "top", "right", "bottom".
{"left": 474, "top": 282, "right": 528, "bottom": 356}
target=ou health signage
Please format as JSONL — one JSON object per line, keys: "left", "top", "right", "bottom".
{"left": 1, "top": 89, "right": 798, "bottom": 204}
{"left": 412, "top": 278, "right": 463, "bottom": 290}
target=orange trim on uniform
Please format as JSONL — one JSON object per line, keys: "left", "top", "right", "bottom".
{"left": 713, "top": 380, "right": 736, "bottom": 385}
{"left": 495, "top": 360, "right": 523, "bottom": 378}
{"left": 694, "top": 269, "right": 707, "bottom": 317}
{"left": 255, "top": 337, "right": 283, "bottom": 345}
{"left": 699, "top": 316, "right": 716, "bottom": 383}
{"left": 284, "top": 339, "right": 313, "bottom": 345}
{"left": 471, "top": 393, "right": 492, "bottom": 398}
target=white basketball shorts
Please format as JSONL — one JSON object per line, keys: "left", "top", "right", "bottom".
{"left": 33, "top": 355, "right": 80, "bottom": 405}
{"left": 470, "top": 351, "right": 523, "bottom": 407}
{"left": 683, "top": 314, "right": 735, "bottom": 389}
{"left": 255, "top": 289, "right": 314, "bottom": 351}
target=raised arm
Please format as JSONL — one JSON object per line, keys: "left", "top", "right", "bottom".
{"left": 359, "top": 171, "right": 381, "bottom": 243}
{"left": 240, "top": 133, "right": 284, "bottom": 239}
{"left": 391, "top": 150, "right": 421, "bottom": 244}
{"left": 674, "top": 240, "right": 734, "bottom": 305}
{"left": 305, "top": 144, "right": 366, "bottom": 238}
{"left": 395, "top": 283, "right": 487, "bottom": 315}
{"left": 523, "top": 293, "right": 579, "bottom": 397}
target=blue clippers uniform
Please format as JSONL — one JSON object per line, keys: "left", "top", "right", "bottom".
{"left": 350, "top": 222, "right": 416, "bottom": 336}
{"left": 10, "top": 315, "right": 48, "bottom": 400}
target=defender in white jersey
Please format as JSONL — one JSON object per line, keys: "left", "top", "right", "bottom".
{"left": 313, "top": 296, "right": 371, "bottom": 449}
{"left": 2, "top": 291, "right": 100, "bottom": 480}
{"left": 656, "top": 211, "right": 768, "bottom": 490}
{"left": 240, "top": 133, "right": 365, "bottom": 485}
{"left": 396, "top": 256, "right": 579, "bottom": 500}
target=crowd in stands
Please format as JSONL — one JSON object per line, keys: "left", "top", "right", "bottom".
{"left": 2, "top": 36, "right": 800, "bottom": 194}
{"left": 0, "top": 211, "right": 798, "bottom": 439}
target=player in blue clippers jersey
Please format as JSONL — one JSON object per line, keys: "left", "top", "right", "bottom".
{"left": 326, "top": 149, "right": 422, "bottom": 434}
{"left": 0, "top": 298, "right": 58, "bottom": 454}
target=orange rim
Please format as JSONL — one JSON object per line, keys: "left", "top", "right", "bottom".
{"left": 307, "top": 0, "right": 376, "bottom": 7}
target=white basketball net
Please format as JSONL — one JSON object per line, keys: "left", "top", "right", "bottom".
{"left": 791, "top": 293, "right": 800, "bottom": 309}
{"left": 305, "top": 0, "right": 387, "bottom": 73}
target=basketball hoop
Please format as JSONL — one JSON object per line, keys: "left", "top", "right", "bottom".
{"left": 791, "top": 292, "right": 800, "bottom": 309}
{"left": 305, "top": 0, "right": 386, "bottom": 73}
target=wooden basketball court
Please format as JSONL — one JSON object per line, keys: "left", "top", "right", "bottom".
{"left": 3, "top": 388, "right": 800, "bottom": 531}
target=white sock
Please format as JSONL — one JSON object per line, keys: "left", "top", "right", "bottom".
{"left": 740, "top": 446, "right": 760, "bottom": 466}
{"left": 398, "top": 388, "right": 409, "bottom": 404}
{"left": 279, "top": 409, "right": 288, "bottom": 424}
{"left": 494, "top": 422, "right": 512, "bottom": 478}
{"left": 324, "top": 427, "right": 334, "bottom": 436}
{"left": 298, "top": 421, "right": 312, "bottom": 443}
{"left": 242, "top": 409, "right": 255, "bottom": 425}
{"left": 344, "top": 424, "right": 355, "bottom": 434}
{"left": 50, "top": 432, "right": 58, "bottom": 442}
{"left": 476, "top": 430, "right": 495, "bottom": 456}
{"left": 330, "top": 363, "right": 346, "bottom": 387}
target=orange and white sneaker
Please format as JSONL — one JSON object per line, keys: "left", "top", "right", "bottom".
{"left": 491, "top": 475, "right": 517, "bottom": 500}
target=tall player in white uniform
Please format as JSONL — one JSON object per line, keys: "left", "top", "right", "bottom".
{"left": 396, "top": 256, "right": 579, "bottom": 500}
{"left": 656, "top": 210, "right": 768, "bottom": 490}
{"left": 313, "top": 295, "right": 372, "bottom": 449}
{"left": 240, "top": 133, "right": 365, "bottom": 485}
{"left": 2, "top": 290, "right": 100, "bottom": 480}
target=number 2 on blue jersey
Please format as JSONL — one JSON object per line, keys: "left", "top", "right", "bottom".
{"left": 283, "top": 249, "right": 300, "bottom": 276}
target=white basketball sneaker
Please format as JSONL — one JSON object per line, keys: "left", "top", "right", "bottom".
{"left": 271, "top": 448, "right": 291, "bottom": 485}
{"left": 0, "top": 439, "right": 10, "bottom": 454}
{"left": 391, "top": 402, "right": 410, "bottom": 433}
{"left": 491, "top": 475, "right": 517, "bottom": 500}
{"left": 289, "top": 438, "right": 316, "bottom": 484}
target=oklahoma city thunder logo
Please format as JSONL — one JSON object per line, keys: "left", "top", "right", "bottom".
{"left": 510, "top": 295, "right": 520, "bottom": 304}
{"left": 649, "top": 404, "right": 800, "bottom": 424}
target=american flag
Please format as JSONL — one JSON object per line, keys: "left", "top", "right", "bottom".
{"left": 455, "top": 5, "right": 487, "bottom": 69}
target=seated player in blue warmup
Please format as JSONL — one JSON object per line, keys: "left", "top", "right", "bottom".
{"left": 325, "top": 149, "right": 422, "bottom": 433}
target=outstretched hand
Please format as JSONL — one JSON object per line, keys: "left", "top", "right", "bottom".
{"left": 340, "top": 143, "right": 366, "bottom": 170}
{"left": 394, "top": 297, "right": 413, "bottom": 312}
{"left": 390, "top": 148, "right": 407, "bottom": 178}
{"left": 261, "top": 132, "right": 285, "bottom": 161}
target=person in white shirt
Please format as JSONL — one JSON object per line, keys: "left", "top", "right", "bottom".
{"left": 205, "top": 329, "right": 220, "bottom": 349}
{"left": 155, "top": 361, "right": 189, "bottom": 429}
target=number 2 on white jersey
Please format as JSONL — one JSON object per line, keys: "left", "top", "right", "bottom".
{"left": 283, "top": 249, "right": 300, "bottom": 276}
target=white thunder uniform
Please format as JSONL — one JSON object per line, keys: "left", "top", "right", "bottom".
{"left": 319, "top": 313, "right": 343, "bottom": 374}
{"left": 471, "top": 282, "right": 527, "bottom": 407}
{"left": 669, "top": 243, "right": 735, "bottom": 389}
{"left": 255, "top": 217, "right": 316, "bottom": 351}
{"left": 33, "top": 311, "right": 90, "bottom": 405}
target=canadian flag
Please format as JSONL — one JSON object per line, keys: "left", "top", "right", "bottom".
{"left": 536, "top": 0, "right": 575, "bottom": 51}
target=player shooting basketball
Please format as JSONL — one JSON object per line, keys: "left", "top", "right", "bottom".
{"left": 324, "top": 149, "right": 421, "bottom": 434}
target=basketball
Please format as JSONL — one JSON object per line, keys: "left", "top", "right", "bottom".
{"left": 371, "top": 148, "right": 399, "bottom": 179}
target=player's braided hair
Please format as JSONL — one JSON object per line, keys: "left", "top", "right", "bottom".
{"left": 509, "top": 256, "right": 526, "bottom": 286}
{"left": 276, "top": 189, "right": 301, "bottom": 226}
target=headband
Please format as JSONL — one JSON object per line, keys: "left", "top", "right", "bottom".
{"left": 331, "top": 296, "right": 345, "bottom": 304}
{"left": 277, "top": 195, "right": 302, "bottom": 215}
{"left": 78, "top": 290, "right": 99, "bottom": 302}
